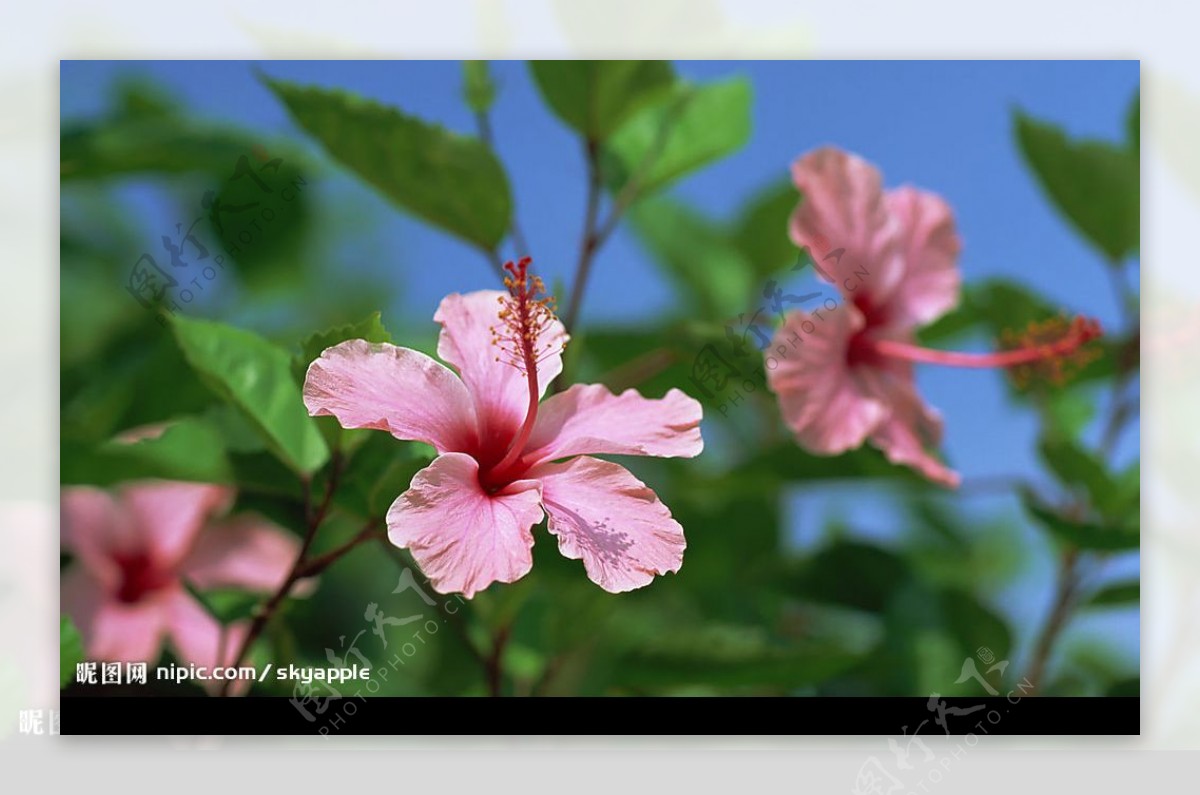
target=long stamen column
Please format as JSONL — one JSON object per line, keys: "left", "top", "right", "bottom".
{"left": 867, "top": 316, "right": 1102, "bottom": 383}
{"left": 487, "top": 258, "right": 564, "bottom": 485}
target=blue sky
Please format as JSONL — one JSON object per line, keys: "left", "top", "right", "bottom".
{"left": 61, "top": 60, "right": 1140, "bottom": 676}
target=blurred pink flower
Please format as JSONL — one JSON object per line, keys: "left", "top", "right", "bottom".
{"left": 769, "top": 148, "right": 1100, "bottom": 487}
{"left": 304, "top": 259, "right": 703, "bottom": 597}
{"left": 61, "top": 482, "right": 301, "bottom": 678}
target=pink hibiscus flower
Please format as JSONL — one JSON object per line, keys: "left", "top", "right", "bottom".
{"left": 61, "top": 482, "right": 301, "bottom": 677}
{"left": 303, "top": 258, "right": 703, "bottom": 597}
{"left": 768, "top": 147, "right": 1101, "bottom": 487}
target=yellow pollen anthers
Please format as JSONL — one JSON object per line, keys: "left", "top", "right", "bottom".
{"left": 490, "top": 257, "right": 566, "bottom": 375}
{"left": 1001, "top": 315, "right": 1103, "bottom": 389}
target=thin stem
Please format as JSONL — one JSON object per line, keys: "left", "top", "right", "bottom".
{"left": 485, "top": 624, "right": 512, "bottom": 697}
{"left": 1025, "top": 547, "right": 1081, "bottom": 693}
{"left": 562, "top": 96, "right": 685, "bottom": 336}
{"left": 562, "top": 138, "right": 603, "bottom": 335}
{"left": 594, "top": 88, "right": 689, "bottom": 249}
{"left": 295, "top": 522, "right": 384, "bottom": 579}
{"left": 1097, "top": 255, "right": 1139, "bottom": 457}
{"left": 218, "top": 453, "right": 344, "bottom": 697}
{"left": 597, "top": 347, "right": 677, "bottom": 392}
{"left": 1023, "top": 257, "right": 1137, "bottom": 697}
{"left": 957, "top": 474, "right": 1037, "bottom": 497}
{"left": 475, "top": 109, "right": 531, "bottom": 258}
{"left": 482, "top": 248, "right": 506, "bottom": 281}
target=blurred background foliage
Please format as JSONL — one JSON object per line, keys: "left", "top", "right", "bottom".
{"left": 60, "top": 61, "right": 1139, "bottom": 698}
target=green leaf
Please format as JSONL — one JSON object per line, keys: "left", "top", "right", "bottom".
{"left": 204, "top": 154, "right": 313, "bottom": 287}
{"left": 1043, "top": 390, "right": 1097, "bottom": 440}
{"left": 630, "top": 198, "right": 755, "bottom": 319}
{"left": 1038, "top": 436, "right": 1113, "bottom": 505}
{"left": 528, "top": 60, "right": 675, "bottom": 141}
{"left": 611, "top": 622, "right": 876, "bottom": 691}
{"left": 230, "top": 451, "right": 305, "bottom": 501}
{"left": 1107, "top": 461, "right": 1140, "bottom": 526}
{"left": 61, "top": 119, "right": 280, "bottom": 181}
{"left": 462, "top": 61, "right": 498, "bottom": 113}
{"left": 112, "top": 76, "right": 182, "bottom": 122}
{"left": 740, "top": 442, "right": 931, "bottom": 486}
{"left": 263, "top": 76, "right": 512, "bottom": 250}
{"left": 670, "top": 488, "right": 783, "bottom": 617}
{"left": 171, "top": 315, "right": 329, "bottom": 475}
{"left": 291, "top": 313, "right": 395, "bottom": 452}
{"left": 1014, "top": 109, "right": 1139, "bottom": 261}
{"left": 732, "top": 179, "right": 801, "bottom": 279}
{"left": 1021, "top": 490, "right": 1138, "bottom": 551}
{"left": 204, "top": 403, "right": 268, "bottom": 455}
{"left": 336, "top": 433, "right": 432, "bottom": 519}
{"left": 187, "top": 584, "right": 263, "bottom": 625}
{"left": 787, "top": 541, "right": 909, "bottom": 613}
{"left": 293, "top": 311, "right": 393, "bottom": 382}
{"left": 936, "top": 587, "right": 1013, "bottom": 671}
{"left": 603, "top": 77, "right": 752, "bottom": 196}
{"left": 1086, "top": 580, "right": 1139, "bottom": 607}
{"left": 1107, "top": 677, "right": 1139, "bottom": 697}
{"left": 61, "top": 417, "right": 234, "bottom": 486}
{"left": 61, "top": 616, "right": 85, "bottom": 689}
{"left": 1038, "top": 437, "right": 1138, "bottom": 526}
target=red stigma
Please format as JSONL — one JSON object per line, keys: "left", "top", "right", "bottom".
{"left": 492, "top": 257, "right": 564, "bottom": 376}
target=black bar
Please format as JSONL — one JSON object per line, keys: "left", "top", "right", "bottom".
{"left": 61, "top": 696, "right": 1139, "bottom": 736}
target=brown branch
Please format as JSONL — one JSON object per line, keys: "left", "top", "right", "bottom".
{"left": 295, "top": 522, "right": 384, "bottom": 579}
{"left": 562, "top": 138, "right": 603, "bottom": 336}
{"left": 1024, "top": 257, "right": 1138, "bottom": 695}
{"left": 475, "top": 109, "right": 531, "bottom": 259}
{"left": 597, "top": 347, "right": 678, "bottom": 392}
{"left": 1025, "top": 547, "right": 1082, "bottom": 693}
{"left": 217, "top": 453, "right": 346, "bottom": 697}
{"left": 485, "top": 624, "right": 512, "bottom": 698}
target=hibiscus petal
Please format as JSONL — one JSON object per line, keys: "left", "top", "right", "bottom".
{"left": 179, "top": 515, "right": 300, "bottom": 594}
{"left": 524, "top": 383, "right": 703, "bottom": 464}
{"left": 60, "top": 487, "right": 129, "bottom": 588}
{"left": 533, "top": 456, "right": 686, "bottom": 593}
{"left": 166, "top": 591, "right": 252, "bottom": 693}
{"left": 304, "top": 339, "right": 478, "bottom": 454}
{"left": 860, "top": 368, "right": 960, "bottom": 488}
{"left": 789, "top": 147, "right": 903, "bottom": 308}
{"left": 121, "top": 482, "right": 233, "bottom": 572}
{"left": 64, "top": 566, "right": 169, "bottom": 663}
{"left": 386, "top": 452, "right": 543, "bottom": 598}
{"left": 883, "top": 186, "right": 962, "bottom": 329}
{"left": 766, "top": 305, "right": 887, "bottom": 453}
{"left": 435, "top": 290, "right": 567, "bottom": 438}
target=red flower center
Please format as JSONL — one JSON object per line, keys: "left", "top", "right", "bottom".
{"left": 113, "top": 551, "right": 174, "bottom": 604}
